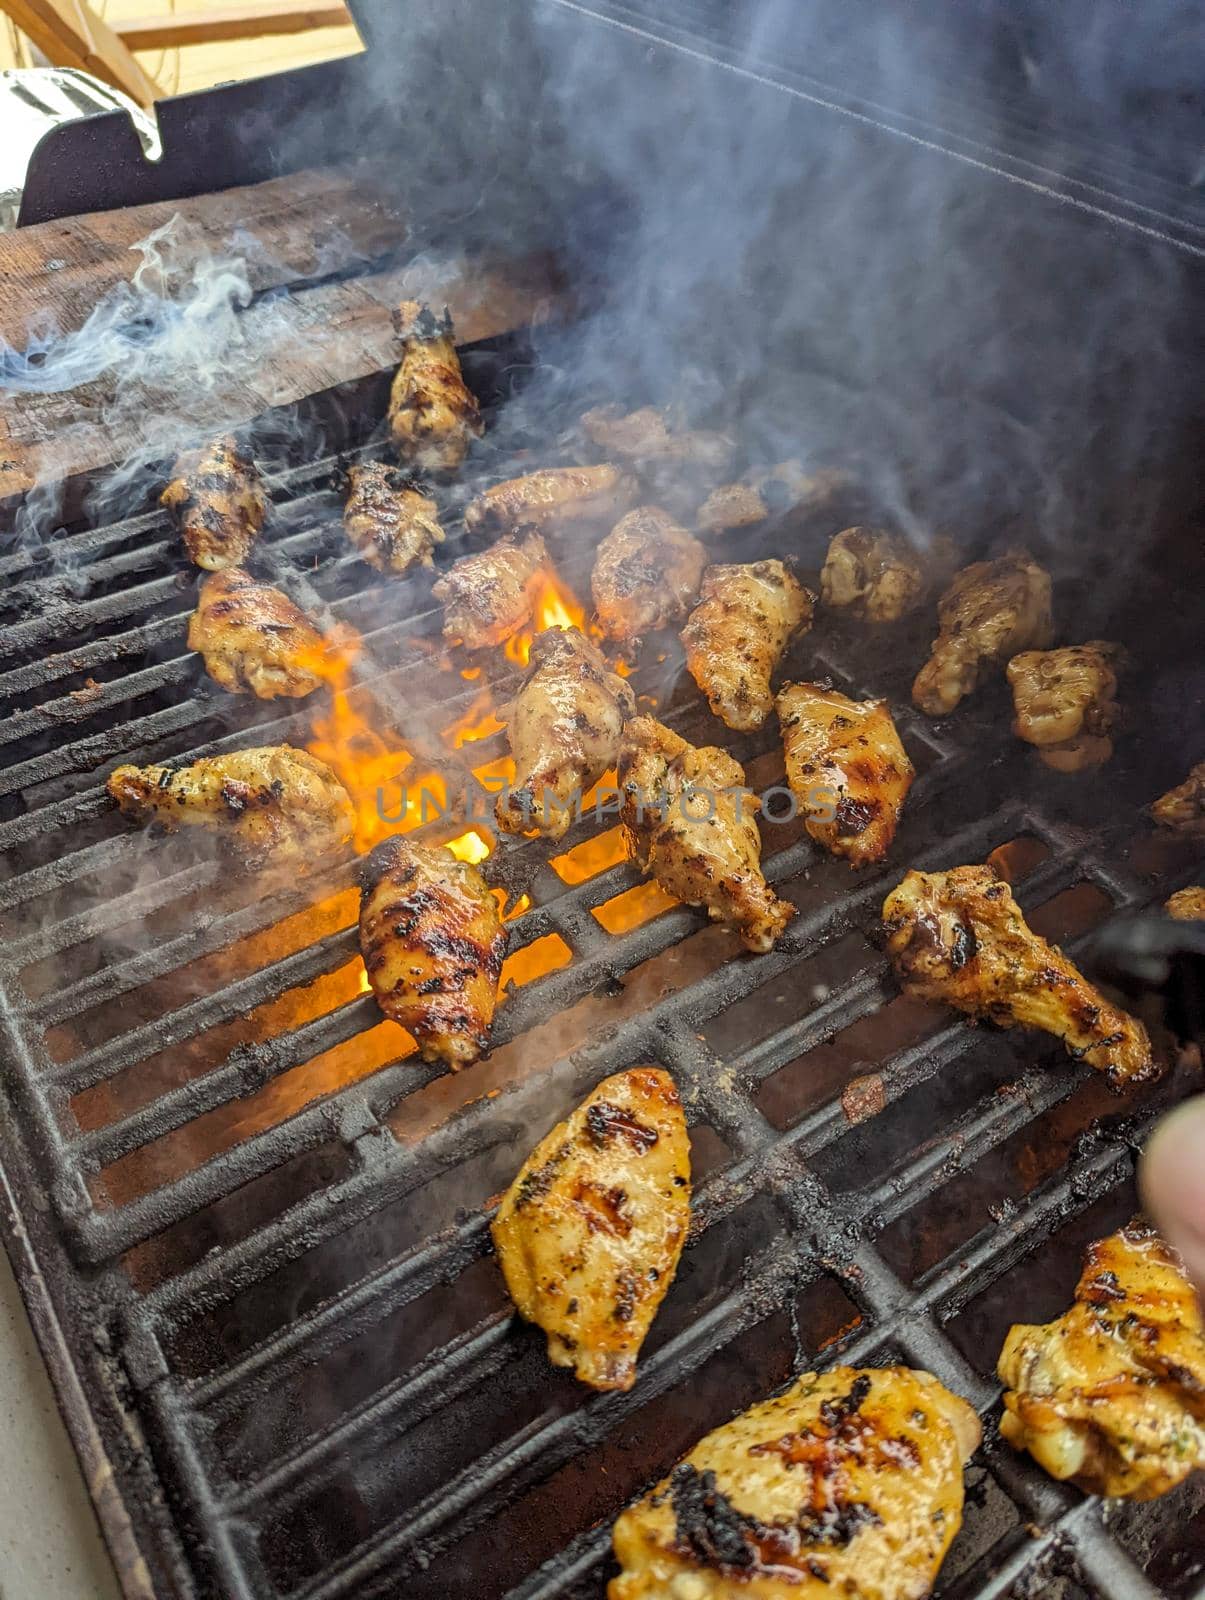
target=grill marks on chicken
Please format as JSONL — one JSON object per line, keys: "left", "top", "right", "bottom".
{"left": 998, "top": 1223, "right": 1205, "bottom": 1500}
{"left": 387, "top": 301, "right": 482, "bottom": 471}
{"left": 359, "top": 837, "right": 506, "bottom": 1069}
{"left": 1007, "top": 642, "right": 1124, "bottom": 771}
{"left": 883, "top": 865, "right": 1154, "bottom": 1086}
{"left": 778, "top": 683, "right": 914, "bottom": 866}
{"left": 913, "top": 553, "right": 1052, "bottom": 716}
{"left": 593, "top": 507, "right": 708, "bottom": 643}
{"left": 682, "top": 560, "right": 814, "bottom": 731}
{"left": 433, "top": 531, "right": 548, "bottom": 650}
{"left": 496, "top": 627, "right": 636, "bottom": 841}
{"left": 107, "top": 746, "right": 352, "bottom": 870}
{"left": 342, "top": 461, "right": 445, "bottom": 575}
{"left": 821, "top": 526, "right": 924, "bottom": 624}
{"left": 1151, "top": 761, "right": 1205, "bottom": 835}
{"left": 464, "top": 464, "right": 637, "bottom": 541}
{"left": 161, "top": 436, "right": 268, "bottom": 572}
{"left": 187, "top": 570, "right": 326, "bottom": 700}
{"left": 610, "top": 1364, "right": 981, "bottom": 1600}
{"left": 491, "top": 1067, "right": 689, "bottom": 1391}
{"left": 619, "top": 716, "right": 793, "bottom": 953}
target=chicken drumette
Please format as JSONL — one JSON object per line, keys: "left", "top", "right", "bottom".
{"left": 359, "top": 837, "right": 506, "bottom": 1069}
{"left": 464, "top": 465, "right": 636, "bottom": 542}
{"left": 580, "top": 405, "right": 734, "bottom": 514}
{"left": 913, "top": 553, "right": 1052, "bottom": 716}
{"left": 820, "top": 526, "right": 925, "bottom": 624}
{"left": 1007, "top": 641, "right": 1124, "bottom": 771}
{"left": 696, "top": 462, "right": 851, "bottom": 536}
{"left": 619, "top": 715, "right": 793, "bottom": 953}
{"left": 107, "top": 746, "right": 352, "bottom": 870}
{"left": 342, "top": 461, "right": 445, "bottom": 575}
{"left": 495, "top": 627, "right": 636, "bottom": 841}
{"left": 492, "top": 1067, "right": 690, "bottom": 1391}
{"left": 161, "top": 435, "right": 268, "bottom": 571}
{"left": 778, "top": 682, "right": 914, "bottom": 866}
{"left": 387, "top": 301, "right": 482, "bottom": 471}
{"left": 999, "top": 1222, "right": 1205, "bottom": 1500}
{"left": 187, "top": 570, "right": 327, "bottom": 700}
{"left": 433, "top": 531, "right": 548, "bottom": 650}
{"left": 592, "top": 507, "right": 707, "bottom": 643}
{"left": 882, "top": 865, "right": 1154, "bottom": 1086}
{"left": 682, "top": 560, "right": 813, "bottom": 731}
{"left": 610, "top": 1364, "right": 981, "bottom": 1600}
{"left": 1151, "top": 761, "right": 1205, "bottom": 835}
{"left": 1166, "top": 887, "right": 1205, "bottom": 921}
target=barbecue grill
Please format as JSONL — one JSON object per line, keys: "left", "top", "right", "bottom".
{"left": 2, "top": 3, "right": 1204, "bottom": 1598}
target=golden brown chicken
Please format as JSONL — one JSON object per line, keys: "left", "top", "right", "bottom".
{"left": 998, "top": 1222, "right": 1205, "bottom": 1500}
{"left": 386, "top": 301, "right": 482, "bottom": 472}
{"left": 593, "top": 507, "right": 708, "bottom": 643}
{"left": 464, "top": 465, "right": 637, "bottom": 541}
{"left": 696, "top": 463, "right": 851, "bottom": 536}
{"left": 432, "top": 531, "right": 548, "bottom": 650}
{"left": 491, "top": 1067, "right": 690, "bottom": 1391}
{"left": 619, "top": 716, "right": 793, "bottom": 953}
{"left": 342, "top": 461, "right": 445, "bottom": 575}
{"left": 359, "top": 836, "right": 506, "bottom": 1069}
{"left": 161, "top": 435, "right": 268, "bottom": 571}
{"left": 1007, "top": 642, "right": 1124, "bottom": 772}
{"left": 187, "top": 569, "right": 326, "bottom": 700}
{"left": 820, "top": 526, "right": 925, "bottom": 624}
{"left": 682, "top": 561, "right": 814, "bottom": 731}
{"left": 1152, "top": 761, "right": 1205, "bottom": 835}
{"left": 778, "top": 683, "right": 914, "bottom": 866}
{"left": 913, "top": 553, "right": 1052, "bottom": 716}
{"left": 610, "top": 1364, "right": 981, "bottom": 1600}
{"left": 882, "top": 865, "right": 1154, "bottom": 1086}
{"left": 580, "top": 405, "right": 735, "bottom": 475}
{"left": 106, "top": 746, "right": 352, "bottom": 870}
{"left": 495, "top": 627, "right": 636, "bottom": 841}
{"left": 1166, "top": 887, "right": 1205, "bottom": 921}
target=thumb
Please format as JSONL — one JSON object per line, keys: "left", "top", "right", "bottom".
{"left": 1139, "top": 1096, "right": 1205, "bottom": 1294}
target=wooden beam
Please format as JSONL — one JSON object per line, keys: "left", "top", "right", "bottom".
{"left": 0, "top": 0, "right": 159, "bottom": 105}
{"left": 115, "top": 0, "right": 352, "bottom": 52}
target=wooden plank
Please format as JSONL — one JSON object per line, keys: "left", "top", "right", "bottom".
{"left": 115, "top": 1, "right": 351, "bottom": 51}
{"left": 1, "top": 0, "right": 159, "bottom": 105}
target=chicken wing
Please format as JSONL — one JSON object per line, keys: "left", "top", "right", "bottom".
{"left": 387, "top": 301, "right": 482, "bottom": 472}
{"left": 778, "top": 682, "right": 914, "bottom": 866}
{"left": 187, "top": 570, "right": 326, "bottom": 700}
{"left": 610, "top": 1364, "right": 981, "bottom": 1600}
{"left": 820, "top": 526, "right": 925, "bottom": 623}
{"left": 432, "top": 531, "right": 548, "bottom": 650}
{"left": 491, "top": 1067, "right": 689, "bottom": 1391}
{"left": 1007, "top": 642, "right": 1123, "bottom": 771}
{"left": 495, "top": 627, "right": 636, "bottom": 841}
{"left": 343, "top": 461, "right": 445, "bottom": 574}
{"left": 1152, "top": 761, "right": 1205, "bottom": 835}
{"left": 593, "top": 507, "right": 707, "bottom": 643}
{"left": 696, "top": 462, "right": 850, "bottom": 536}
{"left": 682, "top": 561, "right": 814, "bottom": 731}
{"left": 998, "top": 1222, "right": 1205, "bottom": 1500}
{"left": 1166, "top": 887, "right": 1205, "bottom": 921}
{"left": 618, "top": 716, "right": 793, "bottom": 953}
{"left": 464, "top": 465, "right": 637, "bottom": 541}
{"left": 161, "top": 435, "right": 268, "bottom": 571}
{"left": 913, "top": 553, "right": 1052, "bottom": 716}
{"left": 106, "top": 746, "right": 352, "bottom": 870}
{"left": 359, "top": 836, "right": 506, "bottom": 1069}
{"left": 882, "top": 865, "right": 1154, "bottom": 1086}
{"left": 580, "top": 405, "right": 734, "bottom": 475}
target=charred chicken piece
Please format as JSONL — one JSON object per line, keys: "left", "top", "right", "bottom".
{"left": 1152, "top": 762, "right": 1205, "bottom": 835}
{"left": 107, "top": 746, "right": 352, "bottom": 870}
{"left": 342, "top": 461, "right": 445, "bottom": 574}
{"left": 883, "top": 865, "right": 1154, "bottom": 1086}
{"left": 187, "top": 570, "right": 326, "bottom": 700}
{"left": 496, "top": 627, "right": 636, "bottom": 841}
{"left": 682, "top": 560, "right": 814, "bottom": 732}
{"left": 161, "top": 436, "right": 268, "bottom": 571}
{"left": 610, "top": 1364, "right": 981, "bottom": 1600}
{"left": 492, "top": 1067, "right": 690, "bottom": 1391}
{"left": 913, "top": 553, "right": 1052, "bottom": 716}
{"left": 1007, "top": 642, "right": 1124, "bottom": 772}
{"left": 1166, "top": 887, "right": 1205, "bottom": 922}
{"left": 592, "top": 507, "right": 707, "bottom": 643}
{"left": 432, "top": 531, "right": 548, "bottom": 650}
{"left": 821, "top": 526, "right": 925, "bottom": 623}
{"left": 619, "top": 716, "right": 793, "bottom": 953}
{"left": 696, "top": 462, "right": 851, "bottom": 536}
{"left": 464, "top": 465, "right": 637, "bottom": 541}
{"left": 387, "top": 301, "right": 482, "bottom": 472}
{"left": 999, "top": 1222, "right": 1205, "bottom": 1500}
{"left": 778, "top": 682, "right": 914, "bottom": 866}
{"left": 359, "top": 836, "right": 506, "bottom": 1069}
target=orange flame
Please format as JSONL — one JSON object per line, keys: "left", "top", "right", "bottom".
{"left": 504, "top": 571, "right": 590, "bottom": 667}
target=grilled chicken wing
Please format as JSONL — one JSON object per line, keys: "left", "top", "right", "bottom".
{"left": 161, "top": 436, "right": 267, "bottom": 571}
{"left": 821, "top": 526, "right": 925, "bottom": 623}
{"left": 610, "top": 1364, "right": 981, "bottom": 1600}
{"left": 464, "top": 465, "right": 637, "bottom": 541}
{"left": 1152, "top": 762, "right": 1205, "bottom": 835}
{"left": 883, "top": 865, "right": 1154, "bottom": 1086}
{"left": 593, "top": 507, "right": 707, "bottom": 643}
{"left": 187, "top": 570, "right": 326, "bottom": 700}
{"left": 491, "top": 1067, "right": 690, "bottom": 1391}
{"left": 387, "top": 301, "right": 482, "bottom": 472}
{"left": 433, "top": 531, "right": 548, "bottom": 650}
{"left": 778, "top": 683, "right": 914, "bottom": 866}
{"left": 107, "top": 746, "right": 352, "bottom": 869}
{"left": 496, "top": 627, "right": 636, "bottom": 841}
{"left": 1007, "top": 642, "right": 1123, "bottom": 771}
{"left": 619, "top": 716, "right": 793, "bottom": 953}
{"left": 998, "top": 1222, "right": 1205, "bottom": 1500}
{"left": 343, "top": 461, "right": 444, "bottom": 574}
{"left": 580, "top": 405, "right": 735, "bottom": 475}
{"left": 359, "top": 836, "right": 506, "bottom": 1069}
{"left": 913, "top": 553, "right": 1052, "bottom": 716}
{"left": 1166, "top": 887, "right": 1205, "bottom": 921}
{"left": 682, "top": 561, "right": 814, "bottom": 731}
{"left": 696, "top": 462, "right": 850, "bottom": 536}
